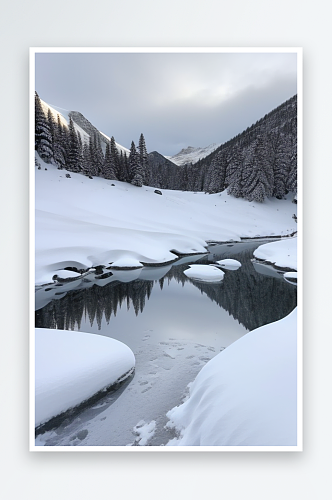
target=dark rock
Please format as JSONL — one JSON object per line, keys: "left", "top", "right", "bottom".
{"left": 94, "top": 265, "right": 105, "bottom": 275}
{"left": 154, "top": 189, "right": 162, "bottom": 195}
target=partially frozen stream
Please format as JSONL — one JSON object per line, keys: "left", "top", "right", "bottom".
{"left": 35, "top": 240, "right": 297, "bottom": 447}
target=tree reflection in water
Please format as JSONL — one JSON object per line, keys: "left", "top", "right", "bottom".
{"left": 35, "top": 246, "right": 297, "bottom": 333}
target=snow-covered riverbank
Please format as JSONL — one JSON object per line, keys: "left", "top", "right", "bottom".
{"left": 35, "top": 329, "right": 135, "bottom": 428}
{"left": 34, "top": 154, "right": 297, "bottom": 285}
{"left": 33, "top": 154, "right": 298, "bottom": 449}
{"left": 166, "top": 308, "right": 298, "bottom": 447}
{"left": 253, "top": 237, "right": 297, "bottom": 271}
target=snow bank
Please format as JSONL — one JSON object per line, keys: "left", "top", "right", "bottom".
{"left": 184, "top": 264, "right": 225, "bottom": 281}
{"left": 35, "top": 155, "right": 297, "bottom": 285}
{"left": 284, "top": 272, "right": 297, "bottom": 285}
{"left": 109, "top": 255, "right": 144, "bottom": 269}
{"left": 166, "top": 308, "right": 297, "bottom": 447}
{"left": 284, "top": 272, "right": 297, "bottom": 279}
{"left": 215, "top": 258, "right": 241, "bottom": 270}
{"left": 254, "top": 237, "right": 297, "bottom": 270}
{"left": 53, "top": 269, "right": 81, "bottom": 280}
{"left": 35, "top": 328, "right": 135, "bottom": 427}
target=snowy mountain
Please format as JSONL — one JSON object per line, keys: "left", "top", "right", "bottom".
{"left": 165, "top": 143, "right": 220, "bottom": 166}
{"left": 36, "top": 92, "right": 297, "bottom": 202}
{"left": 40, "top": 98, "right": 129, "bottom": 156}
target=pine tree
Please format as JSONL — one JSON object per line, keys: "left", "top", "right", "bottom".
{"left": 93, "top": 133, "right": 104, "bottom": 176}
{"left": 286, "top": 144, "right": 297, "bottom": 193}
{"left": 118, "top": 150, "right": 126, "bottom": 181}
{"left": 271, "top": 132, "right": 292, "bottom": 199}
{"left": 82, "top": 141, "right": 91, "bottom": 175}
{"left": 35, "top": 92, "right": 53, "bottom": 163}
{"left": 123, "top": 152, "right": 129, "bottom": 182}
{"left": 138, "top": 133, "right": 149, "bottom": 184}
{"left": 110, "top": 136, "right": 120, "bottom": 179}
{"left": 53, "top": 114, "right": 67, "bottom": 169}
{"left": 87, "top": 135, "right": 98, "bottom": 176}
{"left": 226, "top": 147, "right": 245, "bottom": 198}
{"left": 207, "top": 151, "right": 227, "bottom": 193}
{"left": 241, "top": 136, "right": 274, "bottom": 202}
{"left": 103, "top": 141, "right": 117, "bottom": 180}
{"left": 129, "top": 141, "right": 143, "bottom": 186}
{"left": 67, "top": 116, "right": 83, "bottom": 173}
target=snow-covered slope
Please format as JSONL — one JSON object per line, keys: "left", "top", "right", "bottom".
{"left": 165, "top": 143, "right": 220, "bottom": 166}
{"left": 41, "top": 100, "right": 89, "bottom": 144}
{"left": 34, "top": 154, "right": 297, "bottom": 285}
{"left": 166, "top": 308, "right": 298, "bottom": 447}
{"left": 40, "top": 98, "right": 129, "bottom": 155}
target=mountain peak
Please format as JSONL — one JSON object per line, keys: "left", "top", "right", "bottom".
{"left": 166, "top": 143, "right": 220, "bottom": 166}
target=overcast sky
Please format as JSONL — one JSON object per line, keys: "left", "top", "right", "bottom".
{"left": 35, "top": 51, "right": 297, "bottom": 156}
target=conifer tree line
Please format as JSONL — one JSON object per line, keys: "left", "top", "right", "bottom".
{"left": 35, "top": 92, "right": 149, "bottom": 187}
{"left": 35, "top": 91, "right": 297, "bottom": 202}
{"left": 148, "top": 95, "right": 298, "bottom": 202}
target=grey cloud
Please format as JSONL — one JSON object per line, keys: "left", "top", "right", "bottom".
{"left": 35, "top": 52, "right": 297, "bottom": 156}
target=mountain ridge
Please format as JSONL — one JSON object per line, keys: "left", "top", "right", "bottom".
{"left": 165, "top": 143, "right": 221, "bottom": 166}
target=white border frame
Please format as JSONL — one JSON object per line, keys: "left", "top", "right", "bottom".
{"left": 29, "top": 47, "right": 303, "bottom": 452}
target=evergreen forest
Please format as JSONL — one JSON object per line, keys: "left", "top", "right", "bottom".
{"left": 35, "top": 92, "right": 297, "bottom": 203}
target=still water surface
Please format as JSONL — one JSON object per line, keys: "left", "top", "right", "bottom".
{"left": 35, "top": 240, "right": 297, "bottom": 446}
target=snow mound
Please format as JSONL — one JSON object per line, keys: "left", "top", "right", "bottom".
{"left": 109, "top": 256, "right": 143, "bottom": 269}
{"left": 254, "top": 237, "right": 297, "bottom": 270}
{"left": 53, "top": 269, "right": 81, "bottom": 280}
{"left": 35, "top": 328, "right": 135, "bottom": 427}
{"left": 166, "top": 308, "right": 297, "bottom": 447}
{"left": 184, "top": 264, "right": 225, "bottom": 282}
{"left": 215, "top": 258, "right": 241, "bottom": 270}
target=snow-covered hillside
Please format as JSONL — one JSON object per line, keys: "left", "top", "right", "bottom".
{"left": 34, "top": 153, "right": 297, "bottom": 285}
{"left": 40, "top": 98, "right": 129, "bottom": 156}
{"left": 165, "top": 143, "right": 220, "bottom": 166}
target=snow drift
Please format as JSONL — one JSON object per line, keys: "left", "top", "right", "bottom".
{"left": 166, "top": 308, "right": 297, "bottom": 447}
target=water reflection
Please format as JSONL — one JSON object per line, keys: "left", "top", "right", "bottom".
{"left": 35, "top": 243, "right": 297, "bottom": 334}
